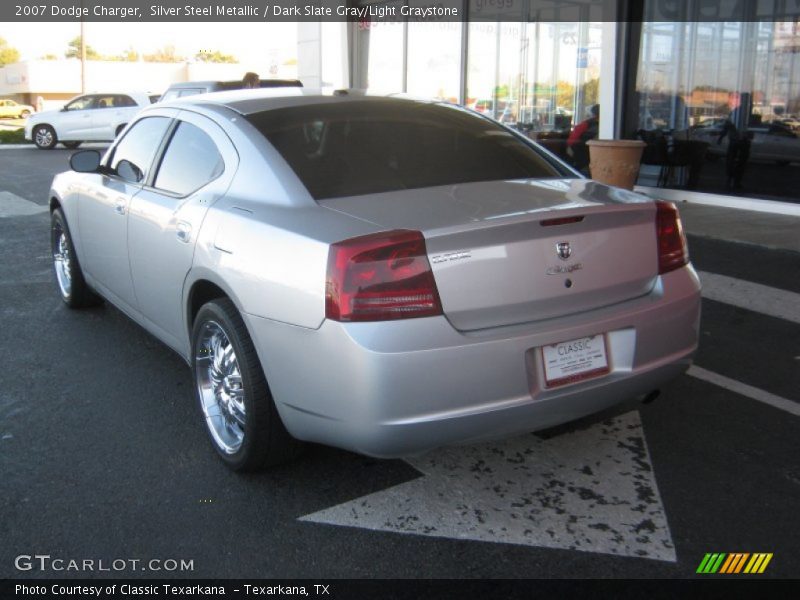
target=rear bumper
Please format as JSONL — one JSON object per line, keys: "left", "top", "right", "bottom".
{"left": 245, "top": 265, "right": 701, "bottom": 458}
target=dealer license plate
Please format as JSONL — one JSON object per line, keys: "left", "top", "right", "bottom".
{"left": 541, "top": 334, "right": 610, "bottom": 388}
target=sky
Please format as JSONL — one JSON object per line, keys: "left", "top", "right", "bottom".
{"left": 1, "top": 22, "right": 298, "bottom": 65}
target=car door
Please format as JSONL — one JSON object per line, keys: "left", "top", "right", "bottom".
{"left": 58, "top": 95, "right": 97, "bottom": 138}
{"left": 86, "top": 94, "right": 122, "bottom": 140}
{"left": 0, "top": 100, "right": 12, "bottom": 118}
{"left": 127, "top": 110, "right": 237, "bottom": 350}
{"left": 77, "top": 114, "right": 173, "bottom": 312}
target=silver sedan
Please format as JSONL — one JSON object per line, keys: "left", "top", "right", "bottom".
{"left": 49, "top": 89, "right": 701, "bottom": 471}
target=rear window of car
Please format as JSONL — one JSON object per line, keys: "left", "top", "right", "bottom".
{"left": 246, "top": 100, "right": 568, "bottom": 200}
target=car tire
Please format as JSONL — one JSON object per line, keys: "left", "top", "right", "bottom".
{"left": 20, "top": 110, "right": 31, "bottom": 118}
{"left": 33, "top": 124, "right": 57, "bottom": 149}
{"left": 51, "top": 208, "right": 103, "bottom": 308}
{"left": 62, "top": 141, "right": 82, "bottom": 149}
{"left": 191, "top": 298, "right": 302, "bottom": 471}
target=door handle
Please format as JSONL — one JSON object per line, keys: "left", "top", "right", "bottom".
{"left": 114, "top": 198, "right": 127, "bottom": 215}
{"left": 176, "top": 221, "right": 192, "bottom": 243}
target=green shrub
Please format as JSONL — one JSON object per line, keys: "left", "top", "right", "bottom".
{"left": 0, "top": 128, "right": 28, "bottom": 144}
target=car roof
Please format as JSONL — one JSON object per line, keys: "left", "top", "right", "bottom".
{"left": 166, "top": 79, "right": 302, "bottom": 89}
{"left": 79, "top": 91, "right": 152, "bottom": 96}
{"left": 162, "top": 88, "right": 439, "bottom": 116}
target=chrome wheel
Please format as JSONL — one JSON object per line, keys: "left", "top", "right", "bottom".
{"left": 195, "top": 320, "right": 246, "bottom": 454}
{"left": 52, "top": 225, "right": 72, "bottom": 298}
{"left": 35, "top": 126, "right": 54, "bottom": 148}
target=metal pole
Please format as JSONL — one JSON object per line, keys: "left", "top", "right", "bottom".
{"left": 80, "top": 1, "right": 85, "bottom": 94}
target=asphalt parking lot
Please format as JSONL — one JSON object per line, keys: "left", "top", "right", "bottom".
{"left": 0, "top": 146, "right": 798, "bottom": 580}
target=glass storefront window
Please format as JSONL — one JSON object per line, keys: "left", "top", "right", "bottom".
{"left": 633, "top": 19, "right": 800, "bottom": 198}
{"left": 363, "top": 8, "right": 404, "bottom": 94}
{"left": 464, "top": 21, "right": 601, "bottom": 168}
{"left": 406, "top": 20, "right": 462, "bottom": 102}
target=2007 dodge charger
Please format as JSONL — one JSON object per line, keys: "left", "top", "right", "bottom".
{"left": 48, "top": 88, "right": 701, "bottom": 471}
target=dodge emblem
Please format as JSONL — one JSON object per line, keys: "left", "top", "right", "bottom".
{"left": 556, "top": 241, "right": 572, "bottom": 260}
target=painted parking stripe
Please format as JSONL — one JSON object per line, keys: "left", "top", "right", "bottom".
{"left": 688, "top": 366, "right": 800, "bottom": 416}
{"left": 698, "top": 270, "right": 800, "bottom": 325}
{"left": 0, "top": 191, "right": 47, "bottom": 217}
{"left": 301, "top": 410, "right": 676, "bottom": 562}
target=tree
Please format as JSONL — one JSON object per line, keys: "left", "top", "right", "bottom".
{"left": 194, "top": 49, "right": 237, "bottom": 64}
{"left": 581, "top": 78, "right": 599, "bottom": 107}
{"left": 109, "top": 47, "right": 139, "bottom": 62}
{"left": 65, "top": 36, "right": 100, "bottom": 60}
{"left": 0, "top": 37, "right": 20, "bottom": 66}
{"left": 40, "top": 53, "right": 59, "bottom": 60}
{"left": 555, "top": 80, "right": 575, "bottom": 110}
{"left": 143, "top": 45, "right": 184, "bottom": 63}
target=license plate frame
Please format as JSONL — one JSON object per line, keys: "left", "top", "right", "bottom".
{"left": 541, "top": 334, "right": 611, "bottom": 388}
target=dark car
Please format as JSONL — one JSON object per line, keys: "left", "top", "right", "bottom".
{"left": 159, "top": 79, "right": 303, "bottom": 102}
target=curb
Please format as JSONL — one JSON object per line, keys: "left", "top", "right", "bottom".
{"left": 636, "top": 185, "right": 800, "bottom": 217}
{"left": 0, "top": 143, "right": 110, "bottom": 150}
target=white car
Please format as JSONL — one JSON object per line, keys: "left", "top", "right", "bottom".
{"left": 25, "top": 92, "right": 154, "bottom": 149}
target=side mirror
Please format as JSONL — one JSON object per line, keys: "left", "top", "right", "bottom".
{"left": 70, "top": 150, "right": 101, "bottom": 173}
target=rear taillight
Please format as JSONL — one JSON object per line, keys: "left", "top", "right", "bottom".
{"left": 655, "top": 201, "right": 689, "bottom": 274}
{"left": 326, "top": 230, "right": 443, "bottom": 322}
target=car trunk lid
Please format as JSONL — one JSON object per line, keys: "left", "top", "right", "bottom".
{"left": 322, "top": 179, "right": 659, "bottom": 331}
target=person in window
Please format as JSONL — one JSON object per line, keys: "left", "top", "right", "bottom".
{"left": 567, "top": 104, "right": 599, "bottom": 172}
{"left": 242, "top": 72, "right": 260, "bottom": 89}
{"left": 718, "top": 91, "right": 752, "bottom": 190}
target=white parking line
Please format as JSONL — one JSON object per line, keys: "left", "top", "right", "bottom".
{"left": 302, "top": 411, "right": 676, "bottom": 561}
{"left": 698, "top": 270, "right": 800, "bottom": 325}
{"left": 688, "top": 366, "right": 800, "bottom": 417}
{"left": 0, "top": 191, "right": 47, "bottom": 217}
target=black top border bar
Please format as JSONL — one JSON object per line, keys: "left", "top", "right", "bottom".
{"left": 4, "top": 0, "right": 800, "bottom": 23}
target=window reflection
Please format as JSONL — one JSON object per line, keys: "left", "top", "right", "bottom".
{"left": 635, "top": 20, "right": 800, "bottom": 196}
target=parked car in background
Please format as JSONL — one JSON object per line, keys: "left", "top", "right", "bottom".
{"left": 159, "top": 79, "right": 303, "bottom": 102}
{"left": 689, "top": 118, "right": 800, "bottom": 165}
{"left": 24, "top": 92, "right": 154, "bottom": 149}
{"left": 49, "top": 89, "right": 700, "bottom": 471}
{"left": 0, "top": 98, "right": 35, "bottom": 119}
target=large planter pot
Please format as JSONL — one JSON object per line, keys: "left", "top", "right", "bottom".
{"left": 586, "top": 139, "right": 646, "bottom": 190}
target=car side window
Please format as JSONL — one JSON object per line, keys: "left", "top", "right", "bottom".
{"left": 153, "top": 121, "right": 223, "bottom": 196}
{"left": 177, "top": 88, "right": 204, "bottom": 98}
{"left": 115, "top": 95, "right": 137, "bottom": 108}
{"left": 64, "top": 96, "right": 93, "bottom": 111}
{"left": 94, "top": 95, "right": 116, "bottom": 110}
{"left": 108, "top": 117, "right": 171, "bottom": 184}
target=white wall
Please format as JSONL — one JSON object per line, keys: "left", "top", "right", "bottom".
{"left": 0, "top": 58, "right": 299, "bottom": 103}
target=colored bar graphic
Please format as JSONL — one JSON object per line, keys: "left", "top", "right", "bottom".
{"left": 710, "top": 553, "right": 726, "bottom": 573}
{"left": 719, "top": 554, "right": 735, "bottom": 573}
{"left": 758, "top": 553, "right": 773, "bottom": 573}
{"left": 697, "top": 552, "right": 773, "bottom": 574}
{"left": 696, "top": 553, "right": 714, "bottom": 573}
{"left": 744, "top": 554, "right": 761, "bottom": 573}
{"left": 733, "top": 553, "right": 750, "bottom": 573}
